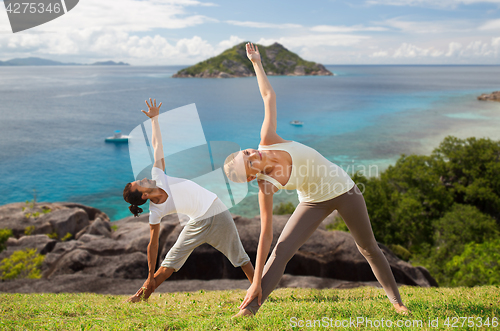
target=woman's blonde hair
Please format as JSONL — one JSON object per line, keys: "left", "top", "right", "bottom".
{"left": 224, "top": 151, "right": 248, "bottom": 183}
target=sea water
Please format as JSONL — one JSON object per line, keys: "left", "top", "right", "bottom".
{"left": 1, "top": 65, "right": 499, "bottom": 220}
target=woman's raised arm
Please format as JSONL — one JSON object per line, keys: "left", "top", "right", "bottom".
{"left": 247, "top": 43, "right": 286, "bottom": 146}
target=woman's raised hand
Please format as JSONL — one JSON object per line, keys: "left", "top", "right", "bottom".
{"left": 142, "top": 98, "right": 162, "bottom": 118}
{"left": 246, "top": 42, "right": 261, "bottom": 63}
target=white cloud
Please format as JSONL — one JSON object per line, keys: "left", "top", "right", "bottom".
{"left": 257, "top": 34, "right": 370, "bottom": 48}
{"left": 369, "top": 39, "right": 500, "bottom": 60}
{"left": 366, "top": 0, "right": 500, "bottom": 7}
{"left": 379, "top": 18, "right": 472, "bottom": 34}
{"left": 217, "top": 35, "right": 244, "bottom": 50}
{"left": 311, "top": 25, "right": 388, "bottom": 33}
{"left": 0, "top": 28, "right": 246, "bottom": 64}
{"left": 371, "top": 51, "right": 389, "bottom": 57}
{"left": 446, "top": 42, "right": 463, "bottom": 56}
{"left": 393, "top": 43, "right": 444, "bottom": 57}
{"left": 0, "top": 0, "right": 218, "bottom": 33}
{"left": 479, "top": 19, "right": 500, "bottom": 31}
{"left": 225, "top": 21, "right": 302, "bottom": 29}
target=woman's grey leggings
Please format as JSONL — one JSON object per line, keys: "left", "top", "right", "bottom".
{"left": 246, "top": 185, "right": 402, "bottom": 314}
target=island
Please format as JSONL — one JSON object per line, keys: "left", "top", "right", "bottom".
{"left": 0, "top": 57, "right": 129, "bottom": 66}
{"left": 173, "top": 42, "right": 333, "bottom": 78}
{"left": 477, "top": 91, "right": 500, "bottom": 102}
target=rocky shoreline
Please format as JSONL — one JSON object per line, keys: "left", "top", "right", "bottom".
{"left": 0, "top": 202, "right": 437, "bottom": 294}
{"left": 477, "top": 91, "right": 500, "bottom": 102}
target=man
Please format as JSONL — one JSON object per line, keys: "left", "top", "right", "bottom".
{"left": 123, "top": 98, "right": 254, "bottom": 302}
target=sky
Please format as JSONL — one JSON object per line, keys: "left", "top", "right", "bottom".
{"left": 0, "top": 0, "right": 499, "bottom": 65}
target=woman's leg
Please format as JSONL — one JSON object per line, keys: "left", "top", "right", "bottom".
{"left": 245, "top": 200, "right": 335, "bottom": 315}
{"left": 334, "top": 185, "right": 403, "bottom": 305}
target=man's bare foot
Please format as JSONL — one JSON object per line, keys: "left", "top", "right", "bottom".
{"left": 393, "top": 303, "right": 410, "bottom": 315}
{"left": 124, "top": 287, "right": 148, "bottom": 303}
{"left": 125, "top": 294, "right": 144, "bottom": 303}
{"left": 231, "top": 308, "right": 254, "bottom": 319}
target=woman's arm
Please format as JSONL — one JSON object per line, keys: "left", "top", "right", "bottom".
{"left": 246, "top": 43, "right": 286, "bottom": 146}
{"left": 142, "top": 98, "right": 165, "bottom": 171}
{"left": 239, "top": 180, "right": 278, "bottom": 309}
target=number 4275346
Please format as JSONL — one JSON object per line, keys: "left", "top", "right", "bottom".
{"left": 443, "top": 317, "right": 498, "bottom": 328}
{"left": 5, "top": 2, "right": 62, "bottom": 14}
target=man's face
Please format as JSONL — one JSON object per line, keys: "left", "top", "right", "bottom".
{"left": 130, "top": 178, "right": 157, "bottom": 193}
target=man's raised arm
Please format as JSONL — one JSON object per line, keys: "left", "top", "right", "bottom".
{"left": 142, "top": 98, "right": 165, "bottom": 171}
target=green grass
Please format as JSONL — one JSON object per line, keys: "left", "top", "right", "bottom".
{"left": 0, "top": 286, "right": 499, "bottom": 330}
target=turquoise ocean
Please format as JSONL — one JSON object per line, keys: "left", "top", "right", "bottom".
{"left": 1, "top": 65, "right": 499, "bottom": 220}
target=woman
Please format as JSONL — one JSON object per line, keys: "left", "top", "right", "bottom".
{"left": 123, "top": 98, "right": 254, "bottom": 302}
{"left": 224, "top": 43, "right": 409, "bottom": 316}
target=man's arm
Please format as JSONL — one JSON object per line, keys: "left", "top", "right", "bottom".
{"left": 143, "top": 223, "right": 160, "bottom": 297}
{"left": 142, "top": 98, "right": 165, "bottom": 171}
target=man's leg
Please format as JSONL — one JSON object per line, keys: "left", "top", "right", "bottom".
{"left": 240, "top": 262, "right": 255, "bottom": 284}
{"left": 126, "top": 218, "right": 212, "bottom": 303}
{"left": 205, "top": 210, "right": 253, "bottom": 283}
{"left": 126, "top": 266, "right": 175, "bottom": 302}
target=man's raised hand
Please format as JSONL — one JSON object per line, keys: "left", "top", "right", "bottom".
{"left": 141, "top": 98, "right": 162, "bottom": 118}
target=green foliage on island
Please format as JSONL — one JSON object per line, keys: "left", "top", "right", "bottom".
{"left": 0, "top": 248, "right": 44, "bottom": 281}
{"left": 0, "top": 287, "right": 499, "bottom": 329}
{"left": 0, "top": 228, "right": 13, "bottom": 253}
{"left": 349, "top": 135, "right": 500, "bottom": 287}
{"left": 174, "top": 42, "right": 331, "bottom": 77}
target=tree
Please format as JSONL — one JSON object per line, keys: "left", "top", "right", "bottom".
{"left": 432, "top": 136, "right": 500, "bottom": 221}
{"left": 444, "top": 238, "right": 500, "bottom": 287}
{"left": 420, "top": 204, "right": 499, "bottom": 286}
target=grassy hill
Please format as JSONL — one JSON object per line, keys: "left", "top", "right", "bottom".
{"left": 1, "top": 286, "right": 498, "bottom": 330}
{"left": 173, "top": 42, "right": 333, "bottom": 78}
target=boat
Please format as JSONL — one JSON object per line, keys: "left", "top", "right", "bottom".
{"left": 290, "top": 120, "right": 303, "bottom": 126}
{"left": 105, "top": 130, "right": 129, "bottom": 143}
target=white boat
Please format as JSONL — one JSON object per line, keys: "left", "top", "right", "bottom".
{"left": 290, "top": 120, "right": 303, "bottom": 126}
{"left": 105, "top": 130, "right": 129, "bottom": 143}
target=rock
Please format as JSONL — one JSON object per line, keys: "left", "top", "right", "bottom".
{"left": 1, "top": 202, "right": 437, "bottom": 294}
{"left": 87, "top": 217, "right": 112, "bottom": 238}
{"left": 293, "top": 65, "right": 305, "bottom": 75}
{"left": 0, "top": 202, "right": 110, "bottom": 239}
{"left": 278, "top": 274, "right": 384, "bottom": 290}
{"left": 57, "top": 203, "right": 110, "bottom": 222}
{"left": 38, "top": 208, "right": 90, "bottom": 239}
{"left": 0, "top": 202, "right": 64, "bottom": 238}
{"left": 477, "top": 91, "right": 500, "bottom": 102}
{"left": 0, "top": 234, "right": 57, "bottom": 260}
{"left": 0, "top": 273, "right": 400, "bottom": 295}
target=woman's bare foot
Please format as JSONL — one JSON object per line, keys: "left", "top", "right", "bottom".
{"left": 393, "top": 303, "right": 410, "bottom": 315}
{"left": 231, "top": 308, "right": 254, "bottom": 318}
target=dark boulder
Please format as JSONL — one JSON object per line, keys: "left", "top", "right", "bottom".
{"left": 1, "top": 202, "right": 437, "bottom": 294}
{"left": 0, "top": 234, "right": 57, "bottom": 260}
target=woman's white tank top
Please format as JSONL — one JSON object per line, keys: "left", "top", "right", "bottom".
{"left": 256, "top": 141, "right": 355, "bottom": 203}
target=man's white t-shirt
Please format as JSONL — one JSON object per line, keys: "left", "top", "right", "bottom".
{"left": 149, "top": 167, "right": 217, "bottom": 226}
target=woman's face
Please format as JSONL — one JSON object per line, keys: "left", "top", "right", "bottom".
{"left": 240, "top": 148, "right": 264, "bottom": 181}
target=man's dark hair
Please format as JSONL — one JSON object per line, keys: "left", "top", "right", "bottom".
{"left": 123, "top": 182, "right": 147, "bottom": 217}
